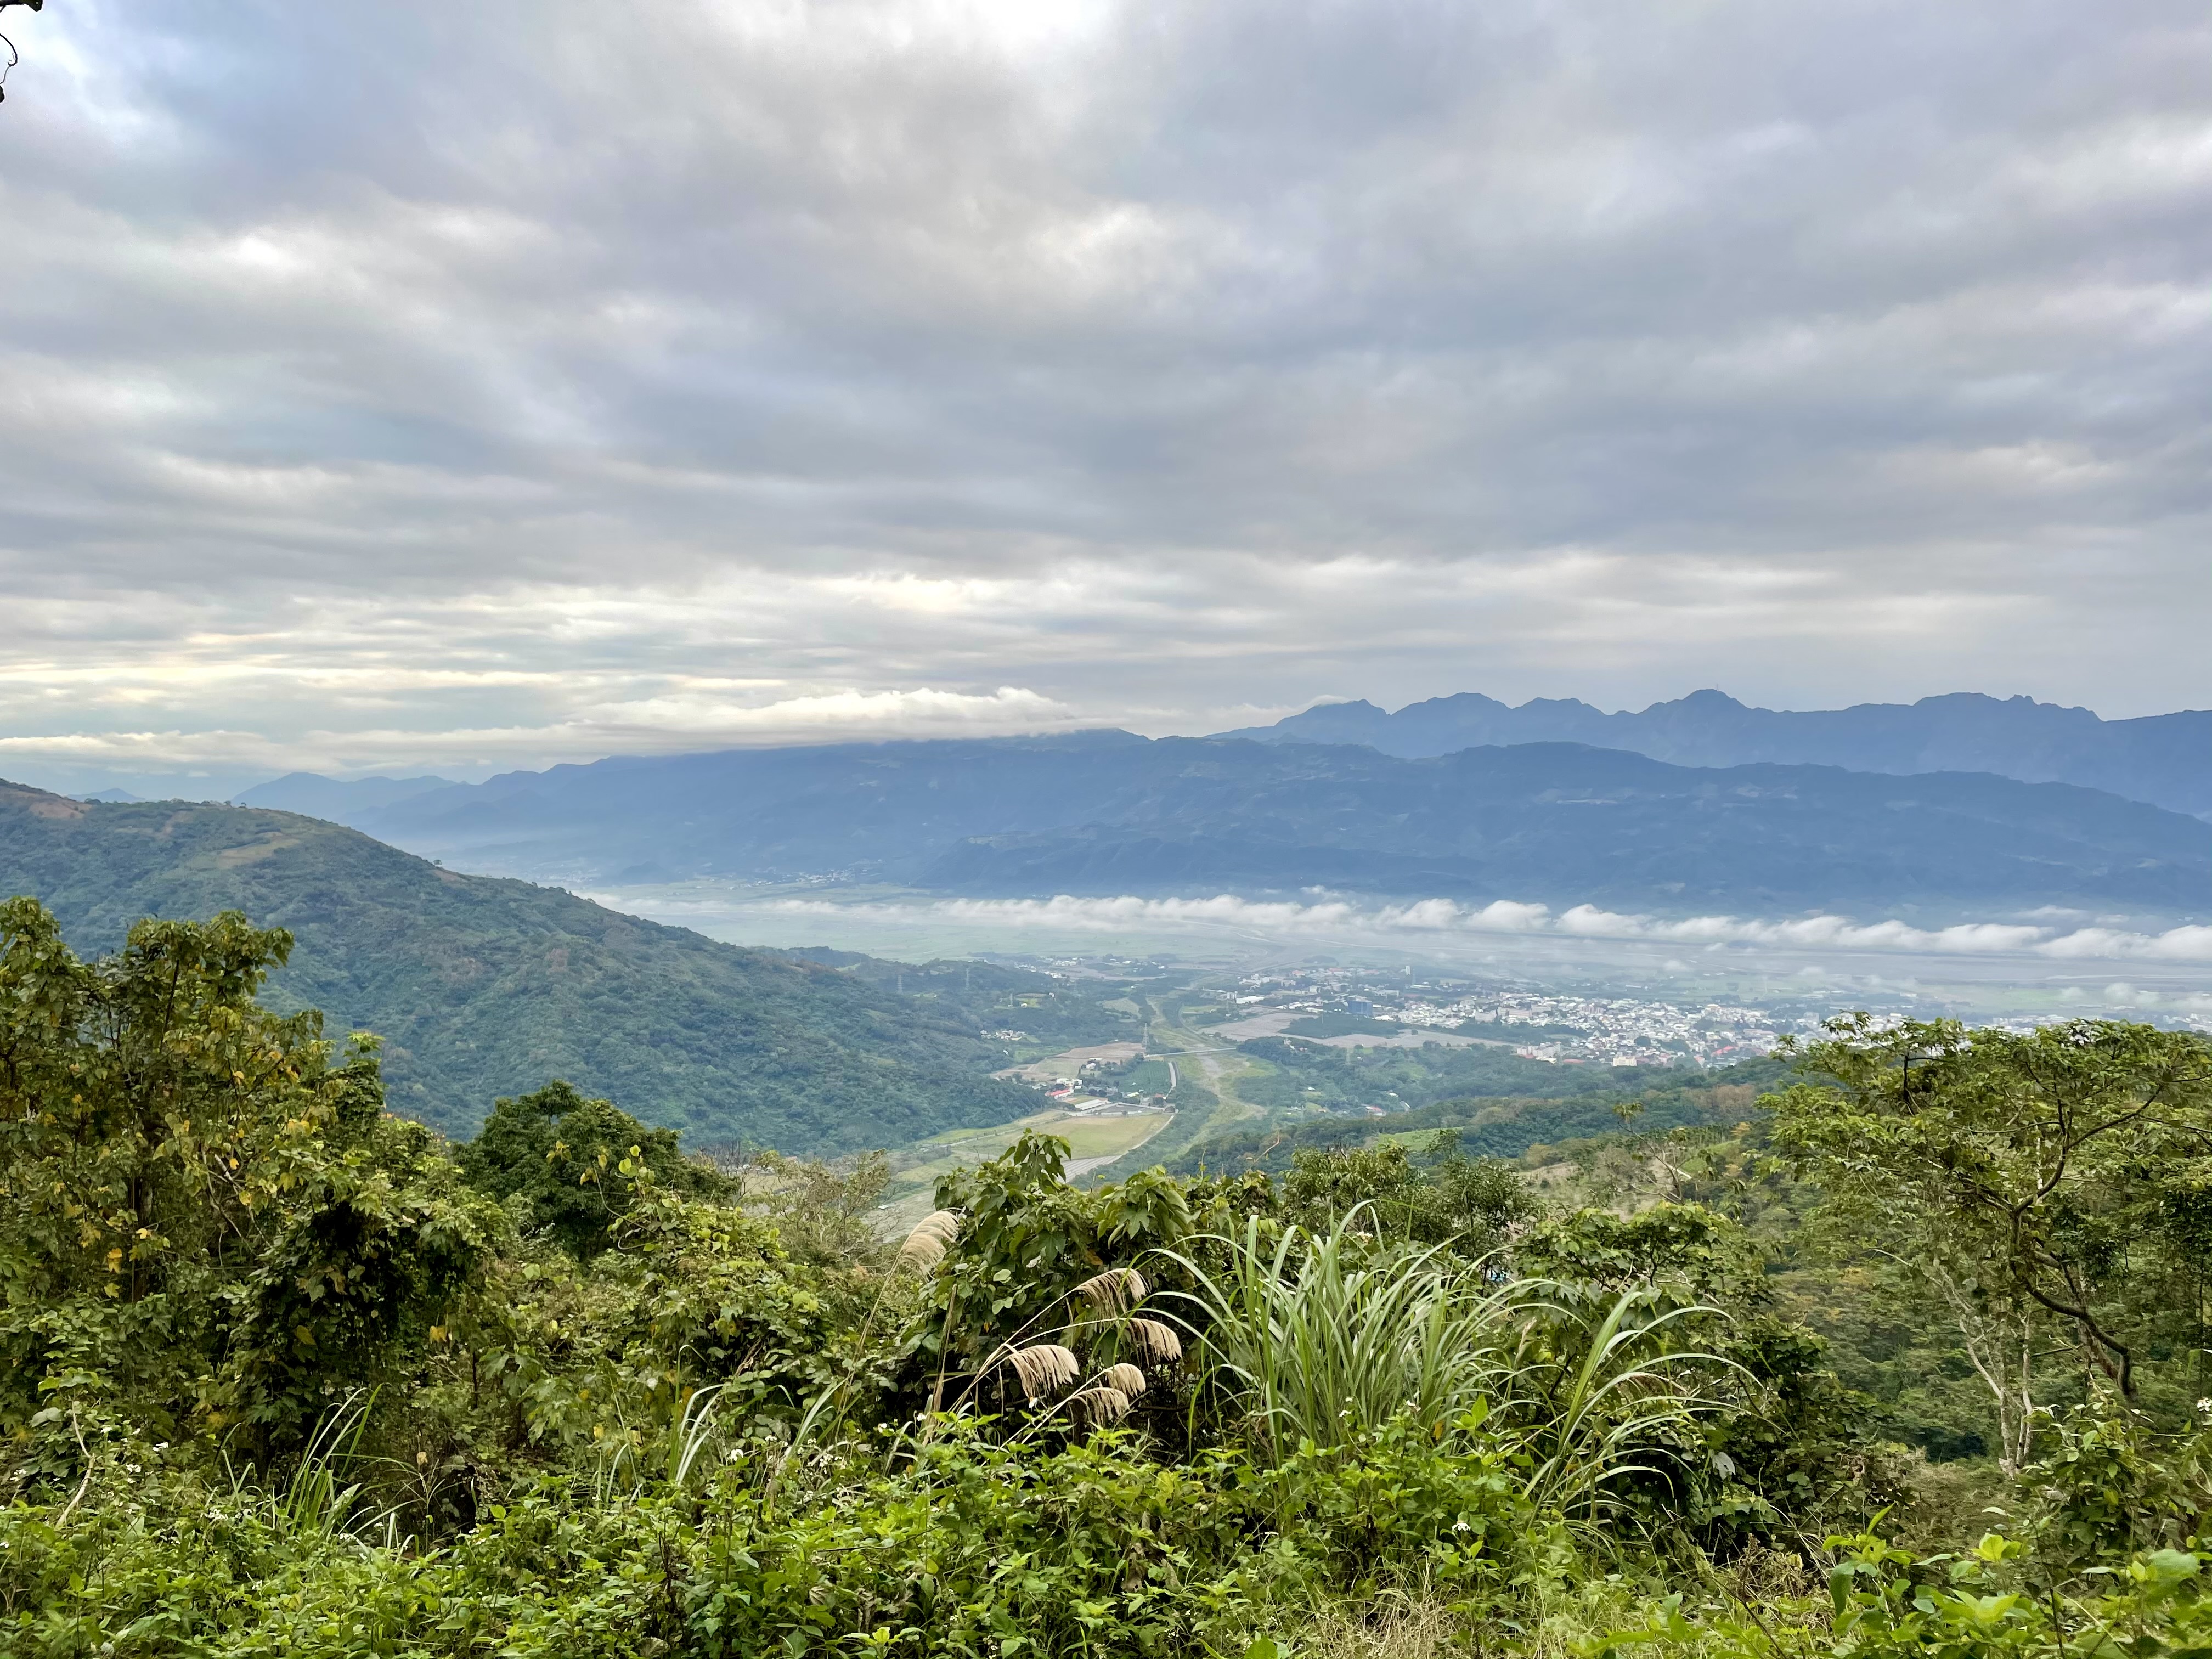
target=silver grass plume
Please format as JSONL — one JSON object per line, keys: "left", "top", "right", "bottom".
{"left": 998, "top": 1344, "right": 1080, "bottom": 1402}
{"left": 1066, "top": 1386, "right": 1133, "bottom": 1426}
{"left": 1101, "top": 1362, "right": 1148, "bottom": 1398}
{"left": 897, "top": 1210, "right": 961, "bottom": 1272}
{"left": 1127, "top": 1318, "right": 1183, "bottom": 1365}
{"left": 1074, "top": 1267, "right": 1148, "bottom": 1316}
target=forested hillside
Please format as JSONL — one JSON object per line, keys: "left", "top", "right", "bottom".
{"left": 1227, "top": 1034, "right": 1697, "bottom": 1116}
{"left": 780, "top": 946, "right": 1154, "bottom": 1058}
{"left": 7, "top": 904, "right": 2210, "bottom": 1658}
{"left": 1167, "top": 1058, "right": 1792, "bottom": 1176}
{"left": 0, "top": 780, "right": 1036, "bottom": 1149}
{"left": 297, "top": 732, "right": 2212, "bottom": 915}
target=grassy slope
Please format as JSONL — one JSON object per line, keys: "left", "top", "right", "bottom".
{"left": 0, "top": 782, "right": 1032, "bottom": 1151}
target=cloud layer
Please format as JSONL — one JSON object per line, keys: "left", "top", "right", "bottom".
{"left": 767, "top": 893, "right": 2212, "bottom": 963}
{"left": 1, "top": 1, "right": 2208, "bottom": 782}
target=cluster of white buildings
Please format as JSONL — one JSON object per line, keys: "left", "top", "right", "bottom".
{"left": 1398, "top": 993, "right": 1785, "bottom": 1067}
{"left": 1228, "top": 967, "right": 1791, "bottom": 1069}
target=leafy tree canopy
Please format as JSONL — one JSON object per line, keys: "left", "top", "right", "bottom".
{"left": 1771, "top": 1015, "right": 2212, "bottom": 1429}
{"left": 458, "top": 1080, "right": 731, "bottom": 1261}
{"left": 0, "top": 896, "right": 499, "bottom": 1453}
{"left": 1281, "top": 1131, "right": 1535, "bottom": 1256}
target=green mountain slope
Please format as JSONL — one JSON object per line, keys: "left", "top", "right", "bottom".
{"left": 340, "top": 731, "right": 2212, "bottom": 915}
{"left": 1159, "top": 1058, "right": 1795, "bottom": 1177}
{"left": 0, "top": 780, "right": 1033, "bottom": 1150}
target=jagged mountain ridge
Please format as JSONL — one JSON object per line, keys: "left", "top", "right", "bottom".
{"left": 1212, "top": 690, "right": 2212, "bottom": 817}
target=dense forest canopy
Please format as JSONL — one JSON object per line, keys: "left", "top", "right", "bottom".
{"left": 4, "top": 898, "right": 2211, "bottom": 1657}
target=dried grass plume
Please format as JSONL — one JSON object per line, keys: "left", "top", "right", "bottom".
{"left": 897, "top": 1210, "right": 961, "bottom": 1272}
{"left": 1075, "top": 1267, "right": 1148, "bottom": 1315}
{"left": 1067, "top": 1386, "right": 1133, "bottom": 1426}
{"left": 998, "top": 1343, "right": 1080, "bottom": 1401}
{"left": 1127, "top": 1318, "right": 1183, "bottom": 1365}
{"left": 1102, "top": 1362, "right": 1148, "bottom": 1398}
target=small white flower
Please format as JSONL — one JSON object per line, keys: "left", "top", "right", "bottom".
{"left": 1453, "top": 1519, "right": 1471, "bottom": 1532}
{"left": 125, "top": 1463, "right": 142, "bottom": 1474}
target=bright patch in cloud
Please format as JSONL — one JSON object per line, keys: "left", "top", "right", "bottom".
{"left": 0, "top": 685, "right": 1079, "bottom": 780}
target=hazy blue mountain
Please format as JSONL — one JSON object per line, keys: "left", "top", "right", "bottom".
{"left": 0, "top": 778, "right": 1035, "bottom": 1150}
{"left": 343, "top": 732, "right": 2212, "bottom": 917}
{"left": 76, "top": 788, "right": 144, "bottom": 803}
{"left": 234, "top": 771, "right": 459, "bottom": 820}
{"left": 353, "top": 731, "right": 1162, "bottom": 882}
{"left": 1212, "top": 691, "right": 2212, "bottom": 817}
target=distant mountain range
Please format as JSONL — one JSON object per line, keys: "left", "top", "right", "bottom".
{"left": 0, "top": 780, "right": 1040, "bottom": 1148}
{"left": 241, "top": 732, "right": 2212, "bottom": 919}
{"left": 236, "top": 771, "right": 456, "bottom": 817}
{"left": 1215, "top": 691, "right": 2212, "bottom": 818}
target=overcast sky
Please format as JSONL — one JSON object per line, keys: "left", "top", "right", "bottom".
{"left": 2, "top": 0, "right": 2207, "bottom": 792}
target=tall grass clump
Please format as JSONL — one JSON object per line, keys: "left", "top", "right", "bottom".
{"left": 219, "top": 1389, "right": 394, "bottom": 1545}
{"left": 1163, "top": 1206, "right": 1516, "bottom": 1458}
{"left": 1163, "top": 1206, "right": 1730, "bottom": 1527}
{"left": 1510, "top": 1286, "right": 1731, "bottom": 1526}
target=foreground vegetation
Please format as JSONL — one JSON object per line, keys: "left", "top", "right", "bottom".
{"left": 4, "top": 898, "right": 2211, "bottom": 1657}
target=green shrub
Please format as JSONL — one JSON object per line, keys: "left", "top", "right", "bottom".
{"left": 689, "top": 1415, "right": 1533, "bottom": 1658}
{"left": 1590, "top": 1531, "right": 2212, "bottom": 1659}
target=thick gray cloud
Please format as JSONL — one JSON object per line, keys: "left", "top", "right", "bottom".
{"left": 1, "top": 0, "right": 2207, "bottom": 787}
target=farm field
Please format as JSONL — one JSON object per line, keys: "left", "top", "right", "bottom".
{"left": 1003, "top": 1040, "right": 1147, "bottom": 1084}
{"left": 877, "top": 1105, "right": 1173, "bottom": 1226}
